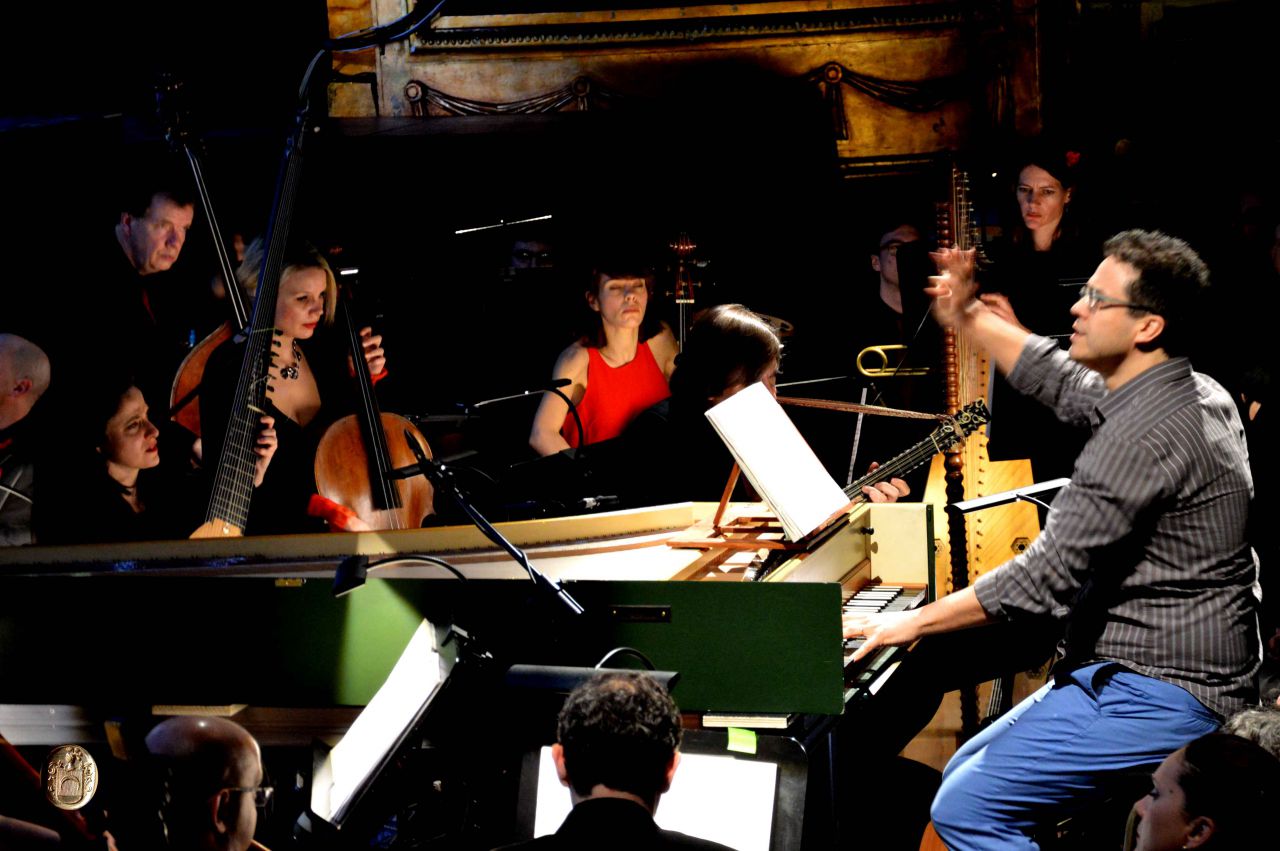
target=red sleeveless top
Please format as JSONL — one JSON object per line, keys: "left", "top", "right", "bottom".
{"left": 561, "top": 341, "right": 671, "bottom": 447}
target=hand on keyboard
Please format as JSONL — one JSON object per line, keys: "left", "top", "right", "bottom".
{"left": 842, "top": 609, "right": 923, "bottom": 662}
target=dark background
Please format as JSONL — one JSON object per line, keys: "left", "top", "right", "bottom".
{"left": 4, "top": 1, "right": 1279, "bottom": 454}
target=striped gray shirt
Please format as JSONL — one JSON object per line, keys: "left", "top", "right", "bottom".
{"left": 974, "top": 336, "right": 1260, "bottom": 719}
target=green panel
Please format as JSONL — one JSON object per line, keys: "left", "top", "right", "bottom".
{"left": 565, "top": 580, "right": 844, "bottom": 715}
{"left": 335, "top": 578, "right": 432, "bottom": 705}
{"left": 0, "top": 576, "right": 406, "bottom": 707}
{"left": 0, "top": 575, "right": 844, "bottom": 715}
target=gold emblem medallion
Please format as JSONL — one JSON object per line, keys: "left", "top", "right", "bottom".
{"left": 42, "top": 744, "right": 98, "bottom": 810}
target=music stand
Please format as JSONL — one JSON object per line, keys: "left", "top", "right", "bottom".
{"left": 304, "top": 620, "right": 461, "bottom": 832}
{"left": 514, "top": 728, "right": 808, "bottom": 851}
{"left": 950, "top": 478, "right": 1071, "bottom": 513}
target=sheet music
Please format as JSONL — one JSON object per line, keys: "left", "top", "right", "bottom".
{"left": 704, "top": 382, "right": 851, "bottom": 541}
{"left": 312, "top": 620, "right": 449, "bottom": 823}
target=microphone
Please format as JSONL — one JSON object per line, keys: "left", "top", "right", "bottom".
{"left": 401, "top": 380, "right": 575, "bottom": 427}
{"left": 468, "top": 378, "right": 571, "bottom": 410}
{"left": 466, "top": 378, "right": 586, "bottom": 455}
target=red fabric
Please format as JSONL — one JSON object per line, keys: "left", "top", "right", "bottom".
{"left": 307, "top": 493, "right": 362, "bottom": 531}
{"left": 561, "top": 340, "right": 670, "bottom": 447}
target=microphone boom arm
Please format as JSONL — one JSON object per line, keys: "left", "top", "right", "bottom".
{"left": 397, "top": 430, "right": 586, "bottom": 617}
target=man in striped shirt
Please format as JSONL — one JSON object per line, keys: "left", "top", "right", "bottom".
{"left": 844, "top": 230, "right": 1260, "bottom": 850}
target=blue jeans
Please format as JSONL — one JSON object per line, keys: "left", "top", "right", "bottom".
{"left": 931, "top": 662, "right": 1220, "bottom": 851}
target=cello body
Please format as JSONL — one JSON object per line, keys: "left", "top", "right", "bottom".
{"left": 313, "top": 268, "right": 434, "bottom": 532}
{"left": 314, "top": 412, "right": 434, "bottom": 530}
{"left": 170, "top": 321, "right": 234, "bottom": 436}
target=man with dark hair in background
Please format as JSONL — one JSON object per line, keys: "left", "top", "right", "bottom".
{"left": 497, "top": 671, "right": 735, "bottom": 850}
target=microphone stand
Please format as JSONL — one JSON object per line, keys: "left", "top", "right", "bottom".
{"left": 469, "top": 379, "right": 586, "bottom": 460}
{"left": 393, "top": 430, "right": 586, "bottom": 617}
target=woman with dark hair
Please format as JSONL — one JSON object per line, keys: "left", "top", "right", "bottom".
{"left": 38, "top": 377, "right": 274, "bottom": 544}
{"left": 980, "top": 142, "right": 1098, "bottom": 482}
{"left": 668, "top": 303, "right": 782, "bottom": 404}
{"left": 982, "top": 143, "right": 1097, "bottom": 334}
{"left": 201, "top": 237, "right": 385, "bottom": 534}
{"left": 1132, "top": 732, "right": 1280, "bottom": 850}
{"left": 619, "top": 304, "right": 905, "bottom": 506}
{"left": 529, "top": 260, "right": 678, "bottom": 456}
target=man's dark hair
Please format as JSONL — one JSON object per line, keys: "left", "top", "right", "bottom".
{"left": 557, "top": 671, "right": 682, "bottom": 802}
{"left": 1178, "top": 733, "right": 1280, "bottom": 849}
{"left": 871, "top": 220, "right": 922, "bottom": 254}
{"left": 119, "top": 160, "right": 196, "bottom": 219}
{"left": 1102, "top": 229, "right": 1209, "bottom": 357}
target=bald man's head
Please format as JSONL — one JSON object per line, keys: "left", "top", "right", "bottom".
{"left": 145, "top": 717, "right": 263, "bottom": 851}
{"left": 0, "top": 334, "right": 50, "bottom": 431}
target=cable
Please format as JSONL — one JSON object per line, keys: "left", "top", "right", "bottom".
{"left": 594, "top": 647, "right": 657, "bottom": 671}
{"left": 365, "top": 554, "right": 467, "bottom": 582}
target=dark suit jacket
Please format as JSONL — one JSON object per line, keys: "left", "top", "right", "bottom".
{"left": 495, "top": 797, "right": 738, "bottom": 851}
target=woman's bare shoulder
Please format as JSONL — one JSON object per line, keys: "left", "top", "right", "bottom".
{"left": 648, "top": 325, "right": 680, "bottom": 373}
{"left": 554, "top": 340, "right": 592, "bottom": 376}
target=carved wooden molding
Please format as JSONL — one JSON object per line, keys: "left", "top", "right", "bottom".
{"left": 403, "top": 75, "right": 628, "bottom": 118}
{"left": 411, "top": 1, "right": 997, "bottom": 53}
{"left": 809, "top": 61, "right": 974, "bottom": 141}
{"left": 403, "top": 60, "right": 981, "bottom": 142}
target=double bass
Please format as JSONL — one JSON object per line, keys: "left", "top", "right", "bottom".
{"left": 155, "top": 75, "right": 251, "bottom": 437}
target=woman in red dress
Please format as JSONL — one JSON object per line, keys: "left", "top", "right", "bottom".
{"left": 529, "top": 259, "right": 678, "bottom": 456}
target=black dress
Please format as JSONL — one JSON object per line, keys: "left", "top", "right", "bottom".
{"left": 980, "top": 237, "right": 1097, "bottom": 482}
{"left": 200, "top": 330, "right": 360, "bottom": 535}
{"left": 36, "top": 464, "right": 195, "bottom": 545}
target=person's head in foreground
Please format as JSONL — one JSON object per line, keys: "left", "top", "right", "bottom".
{"left": 1133, "top": 731, "right": 1280, "bottom": 850}
{"left": 553, "top": 671, "right": 682, "bottom": 814}
{"left": 143, "top": 716, "right": 267, "bottom": 851}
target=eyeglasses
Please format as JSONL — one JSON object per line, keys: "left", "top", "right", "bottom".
{"left": 1078, "top": 285, "right": 1156, "bottom": 314}
{"left": 219, "top": 786, "right": 274, "bottom": 809}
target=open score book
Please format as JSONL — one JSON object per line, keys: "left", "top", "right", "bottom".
{"left": 704, "top": 382, "right": 853, "bottom": 541}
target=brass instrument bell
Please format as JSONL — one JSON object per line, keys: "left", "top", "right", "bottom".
{"left": 856, "top": 344, "right": 930, "bottom": 377}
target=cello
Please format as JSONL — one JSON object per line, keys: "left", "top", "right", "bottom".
{"left": 313, "top": 266, "right": 434, "bottom": 530}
